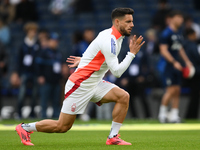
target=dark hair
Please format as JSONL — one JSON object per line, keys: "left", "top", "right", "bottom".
{"left": 111, "top": 8, "right": 134, "bottom": 21}
{"left": 168, "top": 10, "right": 183, "bottom": 18}
{"left": 184, "top": 15, "right": 192, "bottom": 22}
{"left": 184, "top": 28, "right": 195, "bottom": 37}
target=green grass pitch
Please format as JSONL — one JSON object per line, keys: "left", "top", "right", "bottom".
{"left": 0, "top": 120, "right": 200, "bottom": 150}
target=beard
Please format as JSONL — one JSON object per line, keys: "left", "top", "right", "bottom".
{"left": 120, "top": 26, "right": 131, "bottom": 36}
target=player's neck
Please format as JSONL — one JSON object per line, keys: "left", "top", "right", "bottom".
{"left": 113, "top": 25, "right": 123, "bottom": 36}
{"left": 169, "top": 24, "right": 178, "bottom": 32}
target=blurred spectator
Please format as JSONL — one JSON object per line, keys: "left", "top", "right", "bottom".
{"left": 0, "top": 42, "right": 8, "bottom": 120}
{"left": 184, "top": 15, "right": 200, "bottom": 40}
{"left": 151, "top": 0, "right": 172, "bottom": 32}
{"left": 144, "top": 29, "right": 162, "bottom": 87}
{"left": 183, "top": 28, "right": 200, "bottom": 119}
{"left": 145, "top": 29, "right": 159, "bottom": 55}
{"left": 0, "top": 43, "right": 8, "bottom": 82}
{"left": 71, "top": 30, "right": 83, "bottom": 56}
{"left": 38, "top": 28, "right": 49, "bottom": 43}
{"left": 36, "top": 32, "right": 63, "bottom": 118}
{"left": 15, "top": 0, "right": 38, "bottom": 23}
{"left": 0, "top": 0, "right": 15, "bottom": 24}
{"left": 115, "top": 35, "right": 151, "bottom": 119}
{"left": 49, "top": 0, "right": 74, "bottom": 15}
{"left": 11, "top": 22, "right": 40, "bottom": 119}
{"left": 0, "top": 17, "right": 10, "bottom": 45}
{"left": 73, "top": 28, "right": 95, "bottom": 56}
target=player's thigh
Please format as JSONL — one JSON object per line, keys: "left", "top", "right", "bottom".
{"left": 100, "top": 87, "right": 129, "bottom": 103}
{"left": 166, "top": 85, "right": 180, "bottom": 96}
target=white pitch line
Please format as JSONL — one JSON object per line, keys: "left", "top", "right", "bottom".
{"left": 0, "top": 124, "right": 200, "bottom": 131}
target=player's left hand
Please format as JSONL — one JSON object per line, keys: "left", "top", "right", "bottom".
{"left": 66, "top": 56, "right": 81, "bottom": 68}
{"left": 129, "top": 35, "right": 145, "bottom": 55}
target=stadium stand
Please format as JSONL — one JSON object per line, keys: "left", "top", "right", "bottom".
{"left": 1, "top": 0, "right": 200, "bottom": 119}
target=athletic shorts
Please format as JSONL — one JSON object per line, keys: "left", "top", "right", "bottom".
{"left": 61, "top": 80, "right": 117, "bottom": 114}
{"left": 164, "top": 65, "right": 182, "bottom": 87}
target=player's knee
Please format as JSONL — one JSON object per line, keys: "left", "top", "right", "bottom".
{"left": 171, "top": 86, "right": 180, "bottom": 96}
{"left": 119, "top": 91, "right": 130, "bottom": 106}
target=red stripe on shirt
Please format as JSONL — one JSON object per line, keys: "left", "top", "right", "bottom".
{"left": 64, "top": 50, "right": 105, "bottom": 99}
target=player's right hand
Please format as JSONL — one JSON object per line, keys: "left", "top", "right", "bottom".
{"left": 173, "top": 61, "right": 183, "bottom": 71}
{"left": 66, "top": 56, "right": 81, "bottom": 68}
{"left": 129, "top": 35, "right": 145, "bottom": 55}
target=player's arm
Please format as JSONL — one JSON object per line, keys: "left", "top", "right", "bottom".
{"left": 179, "top": 47, "right": 193, "bottom": 68}
{"left": 159, "top": 44, "right": 183, "bottom": 71}
{"left": 102, "top": 35, "right": 145, "bottom": 78}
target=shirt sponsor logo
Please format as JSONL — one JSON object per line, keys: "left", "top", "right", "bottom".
{"left": 111, "top": 38, "right": 116, "bottom": 55}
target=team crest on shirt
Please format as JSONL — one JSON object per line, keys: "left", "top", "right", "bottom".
{"left": 111, "top": 38, "right": 116, "bottom": 55}
{"left": 71, "top": 103, "right": 76, "bottom": 112}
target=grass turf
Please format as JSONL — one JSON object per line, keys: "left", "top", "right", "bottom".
{"left": 1, "top": 130, "right": 200, "bottom": 150}
{"left": 0, "top": 120, "right": 200, "bottom": 150}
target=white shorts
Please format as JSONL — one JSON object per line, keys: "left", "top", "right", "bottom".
{"left": 61, "top": 80, "right": 117, "bottom": 114}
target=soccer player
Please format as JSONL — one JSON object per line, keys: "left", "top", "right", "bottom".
{"left": 158, "top": 10, "right": 193, "bottom": 123}
{"left": 15, "top": 8, "right": 145, "bottom": 146}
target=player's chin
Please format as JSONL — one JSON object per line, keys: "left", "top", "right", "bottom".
{"left": 124, "top": 32, "right": 131, "bottom": 37}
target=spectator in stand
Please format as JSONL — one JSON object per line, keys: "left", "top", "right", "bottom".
{"left": 49, "top": 0, "right": 75, "bottom": 15}
{"left": 0, "top": 17, "right": 10, "bottom": 45}
{"left": 0, "top": 0, "right": 15, "bottom": 24}
{"left": 38, "top": 29, "right": 49, "bottom": 43}
{"left": 151, "top": 0, "right": 172, "bottom": 33}
{"left": 184, "top": 15, "right": 200, "bottom": 41}
{"left": 36, "top": 32, "right": 63, "bottom": 119}
{"left": 10, "top": 22, "right": 40, "bottom": 119}
{"left": 182, "top": 28, "right": 200, "bottom": 119}
{"left": 14, "top": 0, "right": 38, "bottom": 23}
{"left": 73, "top": 28, "right": 95, "bottom": 57}
{"left": 144, "top": 29, "right": 162, "bottom": 87}
{"left": 0, "top": 42, "right": 8, "bottom": 120}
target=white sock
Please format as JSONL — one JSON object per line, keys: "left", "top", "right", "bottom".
{"left": 21, "top": 122, "right": 37, "bottom": 132}
{"left": 158, "top": 105, "right": 168, "bottom": 118}
{"left": 108, "top": 121, "right": 122, "bottom": 138}
{"left": 170, "top": 108, "right": 179, "bottom": 120}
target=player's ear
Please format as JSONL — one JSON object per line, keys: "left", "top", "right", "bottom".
{"left": 114, "top": 18, "right": 120, "bottom": 26}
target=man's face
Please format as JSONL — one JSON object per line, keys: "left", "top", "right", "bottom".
{"left": 173, "top": 15, "right": 184, "bottom": 28}
{"left": 27, "top": 29, "right": 37, "bottom": 39}
{"left": 84, "top": 30, "right": 95, "bottom": 43}
{"left": 49, "top": 39, "right": 58, "bottom": 50}
{"left": 118, "top": 14, "right": 134, "bottom": 36}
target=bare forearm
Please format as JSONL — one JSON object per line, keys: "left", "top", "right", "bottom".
{"left": 160, "top": 48, "right": 175, "bottom": 63}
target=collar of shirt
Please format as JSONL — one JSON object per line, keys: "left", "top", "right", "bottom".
{"left": 111, "top": 25, "right": 124, "bottom": 40}
{"left": 24, "top": 37, "right": 37, "bottom": 47}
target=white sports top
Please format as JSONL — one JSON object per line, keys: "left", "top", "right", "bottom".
{"left": 69, "top": 26, "right": 135, "bottom": 88}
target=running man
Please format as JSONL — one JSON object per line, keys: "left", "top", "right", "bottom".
{"left": 158, "top": 10, "right": 193, "bottom": 123}
{"left": 16, "top": 8, "right": 145, "bottom": 146}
